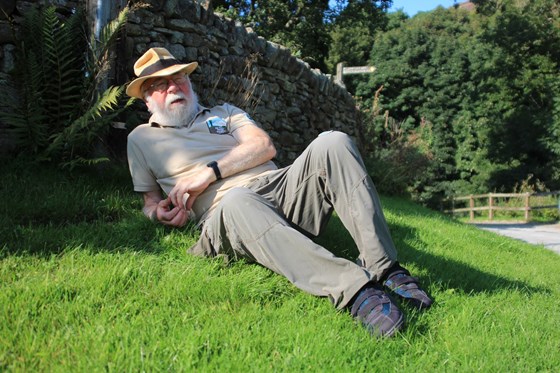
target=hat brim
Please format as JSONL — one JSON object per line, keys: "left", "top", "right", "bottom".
{"left": 126, "top": 62, "right": 198, "bottom": 99}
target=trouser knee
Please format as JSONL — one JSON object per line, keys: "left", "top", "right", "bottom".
{"left": 309, "top": 131, "right": 365, "bottom": 172}
{"left": 312, "top": 131, "right": 356, "bottom": 155}
{"left": 216, "top": 187, "right": 259, "bottom": 215}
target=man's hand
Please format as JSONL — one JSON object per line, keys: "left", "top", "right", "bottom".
{"left": 167, "top": 166, "right": 216, "bottom": 212}
{"left": 156, "top": 198, "right": 189, "bottom": 227}
{"left": 142, "top": 190, "right": 189, "bottom": 227}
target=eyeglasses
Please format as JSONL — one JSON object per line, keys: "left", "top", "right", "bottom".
{"left": 145, "top": 75, "right": 188, "bottom": 93}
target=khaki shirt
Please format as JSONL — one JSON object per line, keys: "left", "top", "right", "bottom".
{"left": 127, "top": 103, "right": 277, "bottom": 221}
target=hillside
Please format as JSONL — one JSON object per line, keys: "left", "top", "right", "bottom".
{"left": 1, "top": 160, "right": 559, "bottom": 370}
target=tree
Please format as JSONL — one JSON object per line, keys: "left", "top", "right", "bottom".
{"left": 213, "top": 0, "right": 331, "bottom": 70}
{"left": 476, "top": 0, "right": 560, "bottom": 190}
{"left": 212, "top": 0, "right": 394, "bottom": 72}
{"left": 326, "top": 0, "right": 392, "bottom": 72}
{"left": 357, "top": 8, "right": 479, "bottom": 203}
{"left": 358, "top": 0, "right": 560, "bottom": 204}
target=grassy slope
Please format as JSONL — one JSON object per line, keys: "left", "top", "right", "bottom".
{"left": 1, "top": 160, "right": 559, "bottom": 371}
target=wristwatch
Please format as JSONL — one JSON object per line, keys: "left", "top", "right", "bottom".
{"left": 206, "top": 161, "right": 222, "bottom": 180}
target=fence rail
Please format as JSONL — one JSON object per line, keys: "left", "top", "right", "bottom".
{"left": 444, "top": 192, "right": 560, "bottom": 222}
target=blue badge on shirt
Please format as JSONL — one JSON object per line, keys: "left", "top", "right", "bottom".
{"left": 206, "top": 117, "right": 229, "bottom": 134}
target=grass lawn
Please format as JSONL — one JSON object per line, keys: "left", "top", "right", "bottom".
{"left": 1, "top": 159, "right": 559, "bottom": 371}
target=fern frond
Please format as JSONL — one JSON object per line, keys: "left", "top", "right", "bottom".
{"left": 94, "top": 6, "right": 129, "bottom": 59}
{"left": 0, "top": 80, "right": 48, "bottom": 153}
{"left": 20, "top": 7, "right": 45, "bottom": 76}
{"left": 95, "top": 86, "right": 125, "bottom": 113}
{"left": 45, "top": 85, "right": 126, "bottom": 160}
{"left": 60, "top": 156, "right": 110, "bottom": 171}
{"left": 87, "top": 6, "right": 130, "bottom": 89}
{"left": 41, "top": 7, "right": 64, "bottom": 127}
{"left": 7, "top": 5, "right": 133, "bottom": 165}
{"left": 40, "top": 7, "right": 86, "bottom": 130}
{"left": 0, "top": 31, "right": 50, "bottom": 154}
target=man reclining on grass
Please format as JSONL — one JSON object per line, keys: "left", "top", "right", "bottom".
{"left": 125, "top": 47, "right": 433, "bottom": 337}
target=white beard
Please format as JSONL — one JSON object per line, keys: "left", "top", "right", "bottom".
{"left": 147, "top": 91, "right": 199, "bottom": 127}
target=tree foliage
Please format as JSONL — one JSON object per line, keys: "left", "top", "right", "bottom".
{"left": 359, "top": 0, "right": 560, "bottom": 205}
{"left": 213, "top": 0, "right": 331, "bottom": 70}
{"left": 212, "top": 0, "right": 392, "bottom": 72}
{"left": 326, "top": 0, "right": 392, "bottom": 72}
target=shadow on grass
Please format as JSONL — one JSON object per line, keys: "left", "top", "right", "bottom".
{"left": 0, "top": 159, "right": 200, "bottom": 258}
{"left": 316, "top": 215, "right": 550, "bottom": 297}
{"left": 1, "top": 216, "right": 201, "bottom": 258}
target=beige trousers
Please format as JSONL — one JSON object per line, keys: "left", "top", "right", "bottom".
{"left": 190, "top": 131, "right": 398, "bottom": 309}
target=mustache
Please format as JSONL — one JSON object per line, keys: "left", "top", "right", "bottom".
{"left": 166, "top": 92, "right": 188, "bottom": 106}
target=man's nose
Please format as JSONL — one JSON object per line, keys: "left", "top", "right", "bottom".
{"left": 167, "top": 79, "right": 180, "bottom": 93}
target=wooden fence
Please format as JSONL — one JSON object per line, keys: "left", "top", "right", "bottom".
{"left": 444, "top": 192, "right": 560, "bottom": 222}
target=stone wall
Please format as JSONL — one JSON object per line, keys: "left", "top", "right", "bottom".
{"left": 1, "top": 0, "right": 363, "bottom": 165}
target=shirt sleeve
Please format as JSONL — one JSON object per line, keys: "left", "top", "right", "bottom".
{"left": 127, "top": 129, "right": 160, "bottom": 192}
{"left": 225, "top": 103, "right": 259, "bottom": 133}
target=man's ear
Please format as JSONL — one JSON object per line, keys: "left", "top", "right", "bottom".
{"left": 144, "top": 97, "right": 153, "bottom": 114}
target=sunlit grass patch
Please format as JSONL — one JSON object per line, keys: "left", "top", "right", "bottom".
{"left": 1, "top": 160, "right": 559, "bottom": 371}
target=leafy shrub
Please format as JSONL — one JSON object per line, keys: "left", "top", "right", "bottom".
{"left": 0, "top": 5, "right": 134, "bottom": 168}
{"left": 360, "top": 87, "right": 434, "bottom": 196}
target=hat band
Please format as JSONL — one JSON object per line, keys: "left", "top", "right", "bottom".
{"left": 138, "top": 58, "right": 180, "bottom": 77}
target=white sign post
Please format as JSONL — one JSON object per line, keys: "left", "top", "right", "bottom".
{"left": 335, "top": 62, "right": 376, "bottom": 87}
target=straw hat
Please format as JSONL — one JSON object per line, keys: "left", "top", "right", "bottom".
{"left": 126, "top": 48, "right": 198, "bottom": 99}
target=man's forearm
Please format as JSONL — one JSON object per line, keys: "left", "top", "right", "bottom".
{"left": 216, "top": 135, "right": 276, "bottom": 179}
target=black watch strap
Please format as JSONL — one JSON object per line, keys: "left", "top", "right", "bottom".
{"left": 207, "top": 161, "right": 222, "bottom": 180}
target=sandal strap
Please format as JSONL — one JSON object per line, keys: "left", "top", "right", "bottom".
{"left": 386, "top": 270, "right": 419, "bottom": 287}
{"left": 350, "top": 287, "right": 387, "bottom": 317}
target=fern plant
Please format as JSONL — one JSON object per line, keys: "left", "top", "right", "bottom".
{"left": 0, "top": 5, "right": 134, "bottom": 167}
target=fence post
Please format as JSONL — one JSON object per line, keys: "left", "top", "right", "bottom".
{"left": 488, "top": 193, "right": 494, "bottom": 221}
{"left": 469, "top": 195, "right": 474, "bottom": 221}
{"left": 451, "top": 197, "right": 455, "bottom": 216}
{"left": 524, "top": 193, "right": 530, "bottom": 221}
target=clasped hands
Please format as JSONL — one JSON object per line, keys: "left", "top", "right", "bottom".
{"left": 155, "top": 168, "right": 214, "bottom": 227}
